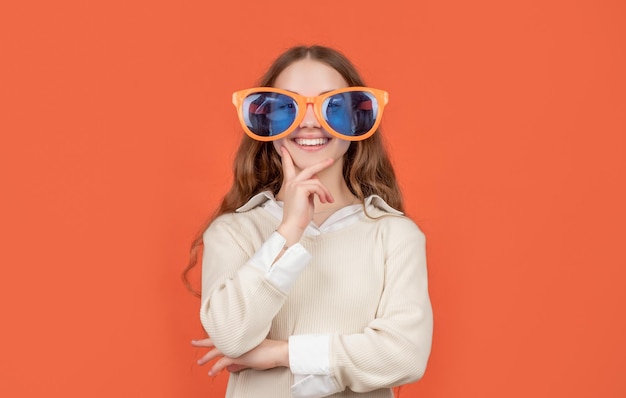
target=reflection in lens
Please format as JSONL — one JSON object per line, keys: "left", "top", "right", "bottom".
{"left": 243, "top": 92, "right": 298, "bottom": 136}
{"left": 323, "top": 91, "right": 378, "bottom": 136}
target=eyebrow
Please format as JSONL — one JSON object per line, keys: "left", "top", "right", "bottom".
{"left": 282, "top": 88, "right": 337, "bottom": 96}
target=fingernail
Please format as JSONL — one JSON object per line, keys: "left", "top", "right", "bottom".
{"left": 208, "top": 370, "right": 214, "bottom": 376}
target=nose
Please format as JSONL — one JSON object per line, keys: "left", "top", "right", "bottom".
{"left": 299, "top": 103, "right": 320, "bottom": 129}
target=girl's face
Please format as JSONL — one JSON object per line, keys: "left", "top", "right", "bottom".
{"left": 272, "top": 58, "right": 351, "bottom": 173}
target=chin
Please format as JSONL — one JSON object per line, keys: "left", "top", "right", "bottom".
{"left": 291, "top": 154, "right": 330, "bottom": 171}
{"left": 273, "top": 137, "right": 349, "bottom": 173}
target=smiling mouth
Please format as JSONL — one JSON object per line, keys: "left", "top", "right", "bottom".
{"left": 294, "top": 137, "right": 329, "bottom": 146}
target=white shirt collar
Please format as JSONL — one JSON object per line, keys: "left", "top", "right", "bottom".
{"left": 236, "top": 191, "right": 403, "bottom": 235}
{"left": 236, "top": 191, "right": 277, "bottom": 213}
{"left": 236, "top": 190, "right": 403, "bottom": 215}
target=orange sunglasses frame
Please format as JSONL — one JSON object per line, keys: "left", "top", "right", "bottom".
{"left": 232, "top": 87, "right": 389, "bottom": 142}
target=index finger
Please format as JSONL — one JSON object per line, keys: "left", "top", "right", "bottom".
{"left": 191, "top": 338, "right": 214, "bottom": 347}
{"left": 296, "top": 157, "right": 335, "bottom": 181}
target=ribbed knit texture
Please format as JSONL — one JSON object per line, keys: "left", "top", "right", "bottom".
{"left": 200, "top": 202, "right": 433, "bottom": 398}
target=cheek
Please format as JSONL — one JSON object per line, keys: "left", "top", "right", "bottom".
{"left": 272, "top": 139, "right": 285, "bottom": 154}
{"left": 337, "top": 139, "right": 351, "bottom": 156}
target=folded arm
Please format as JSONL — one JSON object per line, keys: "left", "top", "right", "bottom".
{"left": 200, "top": 221, "right": 311, "bottom": 358}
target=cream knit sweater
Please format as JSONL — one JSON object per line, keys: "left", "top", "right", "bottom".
{"left": 200, "top": 195, "right": 433, "bottom": 398}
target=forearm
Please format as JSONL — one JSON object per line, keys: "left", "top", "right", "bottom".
{"left": 201, "top": 266, "right": 287, "bottom": 357}
{"left": 201, "top": 229, "right": 311, "bottom": 357}
{"left": 288, "top": 314, "right": 432, "bottom": 397}
{"left": 331, "top": 318, "right": 432, "bottom": 392}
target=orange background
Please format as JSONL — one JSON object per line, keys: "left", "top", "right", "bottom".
{"left": 1, "top": 0, "right": 625, "bottom": 397}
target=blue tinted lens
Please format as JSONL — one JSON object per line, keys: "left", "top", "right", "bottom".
{"left": 243, "top": 92, "right": 298, "bottom": 136}
{"left": 323, "top": 91, "right": 377, "bottom": 136}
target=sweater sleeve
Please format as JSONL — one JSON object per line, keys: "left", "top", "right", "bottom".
{"left": 328, "top": 220, "right": 433, "bottom": 393}
{"left": 199, "top": 218, "right": 311, "bottom": 358}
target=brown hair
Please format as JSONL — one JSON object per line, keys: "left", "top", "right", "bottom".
{"left": 182, "top": 45, "right": 404, "bottom": 296}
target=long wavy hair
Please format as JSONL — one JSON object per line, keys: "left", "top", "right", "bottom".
{"left": 182, "top": 45, "right": 404, "bottom": 296}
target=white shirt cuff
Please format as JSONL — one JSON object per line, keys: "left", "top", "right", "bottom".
{"left": 291, "top": 374, "right": 341, "bottom": 398}
{"left": 289, "top": 334, "right": 331, "bottom": 375}
{"left": 248, "top": 231, "right": 311, "bottom": 293}
{"left": 289, "top": 334, "right": 342, "bottom": 397}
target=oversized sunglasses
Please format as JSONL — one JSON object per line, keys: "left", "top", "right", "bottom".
{"left": 232, "top": 87, "right": 389, "bottom": 141}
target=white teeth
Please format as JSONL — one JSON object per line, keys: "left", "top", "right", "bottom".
{"left": 295, "top": 138, "right": 328, "bottom": 146}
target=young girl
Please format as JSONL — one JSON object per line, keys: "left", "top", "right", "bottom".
{"left": 185, "top": 45, "right": 433, "bottom": 398}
